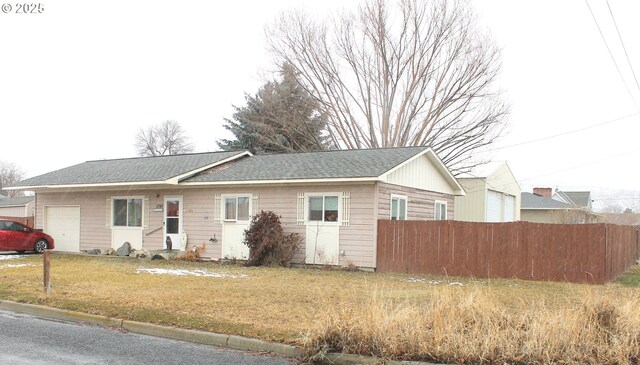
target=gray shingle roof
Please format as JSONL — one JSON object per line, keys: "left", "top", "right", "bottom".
{"left": 0, "top": 196, "right": 34, "bottom": 207}
{"left": 185, "top": 146, "right": 430, "bottom": 183}
{"left": 12, "top": 151, "right": 246, "bottom": 187}
{"left": 521, "top": 192, "right": 572, "bottom": 210}
{"left": 10, "top": 147, "right": 436, "bottom": 188}
{"left": 561, "top": 191, "right": 591, "bottom": 208}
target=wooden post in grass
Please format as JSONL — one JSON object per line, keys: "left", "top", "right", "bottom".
{"left": 43, "top": 250, "right": 50, "bottom": 296}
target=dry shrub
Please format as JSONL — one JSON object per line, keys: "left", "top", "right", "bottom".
{"left": 303, "top": 287, "right": 640, "bottom": 364}
{"left": 243, "top": 210, "right": 301, "bottom": 267}
{"left": 173, "top": 243, "right": 206, "bottom": 262}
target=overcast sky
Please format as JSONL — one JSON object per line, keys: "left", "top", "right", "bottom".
{"left": 1, "top": 0, "right": 639, "bottom": 205}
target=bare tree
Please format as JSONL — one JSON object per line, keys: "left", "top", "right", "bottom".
{"left": 135, "top": 120, "right": 194, "bottom": 157}
{"left": 267, "top": 0, "right": 508, "bottom": 174}
{"left": 0, "top": 160, "right": 25, "bottom": 198}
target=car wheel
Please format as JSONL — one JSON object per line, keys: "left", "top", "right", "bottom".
{"left": 34, "top": 239, "right": 48, "bottom": 253}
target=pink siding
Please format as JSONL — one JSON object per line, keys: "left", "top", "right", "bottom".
{"left": 35, "top": 182, "right": 453, "bottom": 269}
{"left": 36, "top": 191, "right": 112, "bottom": 251}
{"left": 35, "top": 184, "right": 377, "bottom": 267}
{"left": 376, "top": 182, "right": 455, "bottom": 220}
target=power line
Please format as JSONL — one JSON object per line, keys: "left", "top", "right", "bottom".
{"left": 487, "top": 111, "right": 639, "bottom": 151}
{"left": 606, "top": 0, "right": 640, "bottom": 92}
{"left": 517, "top": 147, "right": 640, "bottom": 183}
{"left": 584, "top": 0, "right": 640, "bottom": 111}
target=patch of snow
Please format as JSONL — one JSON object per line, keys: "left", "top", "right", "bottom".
{"left": 0, "top": 264, "right": 34, "bottom": 269}
{"left": 0, "top": 255, "right": 25, "bottom": 261}
{"left": 404, "top": 277, "right": 464, "bottom": 286}
{"left": 136, "top": 268, "right": 248, "bottom": 279}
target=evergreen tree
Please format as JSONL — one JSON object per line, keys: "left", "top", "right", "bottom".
{"left": 218, "top": 65, "right": 332, "bottom": 154}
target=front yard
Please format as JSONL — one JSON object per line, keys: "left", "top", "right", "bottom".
{"left": 1, "top": 253, "right": 639, "bottom": 364}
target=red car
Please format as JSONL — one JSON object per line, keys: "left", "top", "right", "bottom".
{"left": 0, "top": 219, "right": 54, "bottom": 253}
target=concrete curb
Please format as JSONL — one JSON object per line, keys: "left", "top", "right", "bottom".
{"left": 0, "top": 299, "right": 300, "bottom": 360}
{"left": 0, "top": 300, "right": 122, "bottom": 328}
{"left": 0, "top": 299, "right": 442, "bottom": 365}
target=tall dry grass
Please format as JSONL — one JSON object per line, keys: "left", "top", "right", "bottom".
{"left": 304, "top": 287, "right": 640, "bottom": 364}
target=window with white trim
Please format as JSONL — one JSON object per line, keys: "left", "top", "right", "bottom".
{"left": 224, "top": 196, "right": 250, "bottom": 221}
{"left": 113, "top": 198, "right": 143, "bottom": 227}
{"left": 434, "top": 201, "right": 447, "bottom": 221}
{"left": 308, "top": 195, "right": 339, "bottom": 222}
{"left": 390, "top": 195, "right": 407, "bottom": 220}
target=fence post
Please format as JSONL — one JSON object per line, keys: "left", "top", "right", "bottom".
{"left": 43, "top": 250, "right": 50, "bottom": 296}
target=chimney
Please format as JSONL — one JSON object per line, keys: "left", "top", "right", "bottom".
{"left": 533, "top": 187, "right": 552, "bottom": 198}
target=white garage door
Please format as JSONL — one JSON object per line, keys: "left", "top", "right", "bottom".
{"left": 486, "top": 190, "right": 502, "bottom": 222}
{"left": 45, "top": 206, "right": 80, "bottom": 252}
{"left": 503, "top": 195, "right": 515, "bottom": 222}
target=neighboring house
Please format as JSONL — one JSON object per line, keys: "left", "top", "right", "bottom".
{"left": 521, "top": 188, "right": 597, "bottom": 224}
{"left": 454, "top": 161, "right": 521, "bottom": 222}
{"left": 0, "top": 196, "right": 35, "bottom": 218}
{"left": 552, "top": 190, "right": 593, "bottom": 211}
{"left": 5, "top": 147, "right": 465, "bottom": 269}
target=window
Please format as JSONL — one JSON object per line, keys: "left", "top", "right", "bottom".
{"left": 113, "top": 198, "right": 142, "bottom": 227}
{"left": 390, "top": 195, "right": 407, "bottom": 220}
{"left": 435, "top": 201, "right": 447, "bottom": 221}
{"left": 0, "top": 221, "right": 24, "bottom": 231}
{"left": 224, "top": 196, "right": 250, "bottom": 221}
{"left": 308, "top": 195, "right": 339, "bottom": 222}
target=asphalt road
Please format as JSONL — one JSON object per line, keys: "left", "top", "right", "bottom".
{"left": 0, "top": 309, "right": 296, "bottom": 365}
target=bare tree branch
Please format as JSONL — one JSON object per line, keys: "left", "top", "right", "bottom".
{"left": 266, "top": 0, "right": 509, "bottom": 174}
{"left": 134, "top": 120, "right": 194, "bottom": 157}
{"left": 0, "top": 160, "right": 25, "bottom": 198}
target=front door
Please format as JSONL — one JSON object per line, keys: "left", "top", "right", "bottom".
{"left": 164, "top": 196, "right": 183, "bottom": 250}
{"left": 221, "top": 195, "right": 251, "bottom": 259}
{"left": 305, "top": 195, "right": 340, "bottom": 265}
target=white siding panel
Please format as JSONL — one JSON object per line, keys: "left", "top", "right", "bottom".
{"left": 385, "top": 155, "right": 455, "bottom": 195}
{"left": 0, "top": 206, "right": 26, "bottom": 217}
{"left": 454, "top": 179, "right": 487, "bottom": 222}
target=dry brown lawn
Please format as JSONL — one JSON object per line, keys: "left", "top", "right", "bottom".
{"left": 1, "top": 253, "right": 639, "bottom": 364}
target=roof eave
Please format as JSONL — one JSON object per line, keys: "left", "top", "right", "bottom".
{"left": 8, "top": 181, "right": 171, "bottom": 191}
{"left": 182, "top": 176, "right": 380, "bottom": 186}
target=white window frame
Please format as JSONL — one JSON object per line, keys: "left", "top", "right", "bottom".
{"left": 306, "top": 193, "right": 341, "bottom": 225}
{"left": 112, "top": 196, "right": 145, "bottom": 228}
{"left": 390, "top": 194, "right": 408, "bottom": 221}
{"left": 222, "top": 194, "right": 252, "bottom": 222}
{"left": 434, "top": 200, "right": 447, "bottom": 221}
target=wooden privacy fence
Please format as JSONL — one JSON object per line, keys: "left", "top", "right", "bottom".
{"left": 376, "top": 220, "right": 640, "bottom": 284}
{"left": 0, "top": 216, "right": 34, "bottom": 228}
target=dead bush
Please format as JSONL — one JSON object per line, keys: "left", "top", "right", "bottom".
{"left": 173, "top": 243, "right": 206, "bottom": 262}
{"left": 243, "top": 210, "right": 301, "bottom": 267}
{"left": 303, "top": 288, "right": 640, "bottom": 364}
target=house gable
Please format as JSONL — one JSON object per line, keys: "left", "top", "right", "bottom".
{"left": 381, "top": 150, "right": 464, "bottom": 196}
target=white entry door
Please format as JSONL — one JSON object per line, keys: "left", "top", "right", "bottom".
{"left": 305, "top": 195, "right": 340, "bottom": 265}
{"left": 164, "top": 196, "right": 183, "bottom": 250}
{"left": 221, "top": 195, "right": 251, "bottom": 259}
